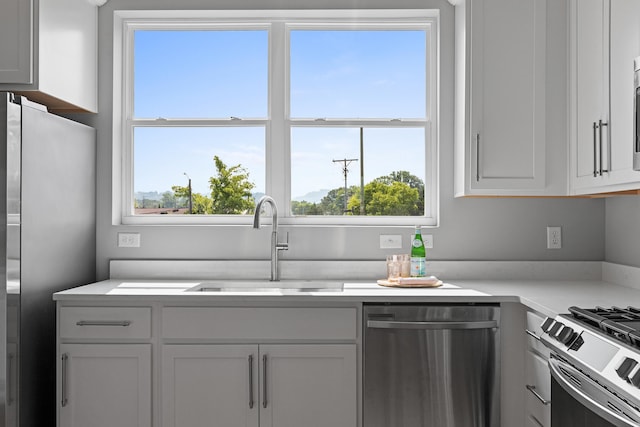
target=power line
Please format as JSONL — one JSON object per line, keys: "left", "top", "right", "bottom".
{"left": 332, "top": 158, "right": 358, "bottom": 214}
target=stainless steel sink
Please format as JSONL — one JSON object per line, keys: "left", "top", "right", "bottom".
{"left": 185, "top": 280, "right": 344, "bottom": 293}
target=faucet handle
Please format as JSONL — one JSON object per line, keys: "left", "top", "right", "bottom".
{"left": 277, "top": 232, "right": 289, "bottom": 250}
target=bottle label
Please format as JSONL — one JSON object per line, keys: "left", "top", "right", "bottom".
{"left": 410, "top": 257, "right": 426, "bottom": 277}
{"left": 412, "top": 239, "right": 423, "bottom": 248}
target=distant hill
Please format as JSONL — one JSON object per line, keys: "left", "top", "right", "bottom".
{"left": 292, "top": 189, "right": 330, "bottom": 203}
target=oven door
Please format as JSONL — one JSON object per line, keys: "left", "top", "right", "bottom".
{"left": 549, "top": 357, "right": 640, "bottom": 427}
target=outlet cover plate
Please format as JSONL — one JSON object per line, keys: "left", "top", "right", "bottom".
{"left": 380, "top": 234, "right": 402, "bottom": 249}
{"left": 118, "top": 232, "right": 141, "bottom": 248}
{"left": 546, "top": 227, "right": 561, "bottom": 249}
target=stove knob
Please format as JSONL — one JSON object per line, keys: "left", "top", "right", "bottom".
{"left": 548, "top": 321, "right": 563, "bottom": 337}
{"left": 556, "top": 326, "right": 576, "bottom": 345}
{"left": 616, "top": 357, "right": 638, "bottom": 380}
{"left": 541, "top": 317, "right": 555, "bottom": 332}
{"left": 628, "top": 365, "right": 640, "bottom": 387}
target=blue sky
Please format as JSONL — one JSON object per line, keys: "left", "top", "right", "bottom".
{"left": 133, "top": 28, "right": 426, "bottom": 198}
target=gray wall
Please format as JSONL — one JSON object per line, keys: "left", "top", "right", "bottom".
{"left": 94, "top": 0, "right": 605, "bottom": 279}
{"left": 606, "top": 197, "right": 640, "bottom": 267}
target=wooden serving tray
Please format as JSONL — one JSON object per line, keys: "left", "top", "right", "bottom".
{"left": 377, "top": 279, "right": 443, "bottom": 288}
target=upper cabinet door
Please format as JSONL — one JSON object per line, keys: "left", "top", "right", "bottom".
{"left": 570, "top": 0, "right": 610, "bottom": 191}
{"left": 569, "top": 0, "right": 640, "bottom": 194}
{"left": 0, "top": 0, "right": 32, "bottom": 83}
{"left": 0, "top": 0, "right": 97, "bottom": 113}
{"left": 455, "top": 0, "right": 548, "bottom": 196}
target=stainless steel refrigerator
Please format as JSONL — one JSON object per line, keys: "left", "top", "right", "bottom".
{"left": 0, "top": 93, "right": 96, "bottom": 427}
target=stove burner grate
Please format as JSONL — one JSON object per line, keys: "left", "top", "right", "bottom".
{"left": 569, "top": 306, "right": 640, "bottom": 349}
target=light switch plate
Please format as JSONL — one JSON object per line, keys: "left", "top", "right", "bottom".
{"left": 380, "top": 234, "right": 402, "bottom": 249}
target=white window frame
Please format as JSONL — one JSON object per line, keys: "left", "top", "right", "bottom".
{"left": 113, "top": 9, "right": 439, "bottom": 226}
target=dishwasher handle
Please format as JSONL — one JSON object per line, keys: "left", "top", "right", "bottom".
{"left": 367, "top": 319, "right": 498, "bottom": 330}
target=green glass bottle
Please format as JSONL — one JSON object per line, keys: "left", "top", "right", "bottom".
{"left": 410, "top": 226, "right": 426, "bottom": 277}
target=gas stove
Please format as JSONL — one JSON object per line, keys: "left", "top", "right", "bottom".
{"left": 540, "top": 306, "right": 640, "bottom": 425}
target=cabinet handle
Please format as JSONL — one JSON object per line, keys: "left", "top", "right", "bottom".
{"left": 593, "top": 122, "right": 599, "bottom": 177}
{"left": 599, "top": 120, "right": 609, "bottom": 174}
{"left": 475, "top": 133, "right": 480, "bottom": 182}
{"left": 526, "top": 384, "right": 551, "bottom": 405}
{"left": 525, "top": 329, "right": 541, "bottom": 341}
{"left": 7, "top": 353, "right": 14, "bottom": 406}
{"left": 248, "top": 354, "right": 254, "bottom": 409}
{"left": 75, "top": 320, "right": 131, "bottom": 327}
{"left": 262, "top": 354, "right": 268, "bottom": 409}
{"left": 61, "top": 353, "right": 69, "bottom": 407}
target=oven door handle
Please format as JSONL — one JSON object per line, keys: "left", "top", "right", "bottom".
{"left": 549, "top": 358, "right": 640, "bottom": 427}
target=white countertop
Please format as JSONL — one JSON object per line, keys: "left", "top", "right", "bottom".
{"left": 53, "top": 277, "right": 640, "bottom": 318}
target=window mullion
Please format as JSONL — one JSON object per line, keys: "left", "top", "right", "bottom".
{"left": 268, "top": 21, "right": 288, "bottom": 214}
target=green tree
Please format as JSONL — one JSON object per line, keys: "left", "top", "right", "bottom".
{"left": 161, "top": 191, "right": 177, "bottom": 209}
{"left": 191, "top": 193, "right": 213, "bottom": 214}
{"left": 291, "top": 200, "right": 322, "bottom": 215}
{"left": 347, "top": 171, "right": 424, "bottom": 216}
{"left": 319, "top": 186, "right": 359, "bottom": 215}
{"left": 209, "top": 155, "right": 256, "bottom": 214}
{"left": 349, "top": 181, "right": 421, "bottom": 216}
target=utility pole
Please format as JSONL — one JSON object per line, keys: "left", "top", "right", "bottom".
{"left": 183, "top": 172, "right": 192, "bottom": 214}
{"left": 332, "top": 158, "right": 358, "bottom": 214}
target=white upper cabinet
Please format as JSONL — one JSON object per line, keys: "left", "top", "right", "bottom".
{"left": 569, "top": 0, "right": 640, "bottom": 194}
{"left": 0, "top": 0, "right": 98, "bottom": 113}
{"left": 455, "top": 0, "right": 552, "bottom": 196}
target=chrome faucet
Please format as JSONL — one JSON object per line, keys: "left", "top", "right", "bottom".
{"left": 252, "top": 195, "right": 288, "bottom": 281}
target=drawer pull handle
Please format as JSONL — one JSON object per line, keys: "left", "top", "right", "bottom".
{"left": 525, "top": 329, "right": 541, "bottom": 341}
{"left": 7, "top": 353, "right": 14, "bottom": 406}
{"left": 61, "top": 353, "right": 69, "bottom": 407}
{"left": 76, "top": 320, "right": 131, "bottom": 327}
{"left": 248, "top": 354, "right": 254, "bottom": 409}
{"left": 526, "top": 384, "right": 550, "bottom": 405}
{"left": 262, "top": 354, "right": 268, "bottom": 409}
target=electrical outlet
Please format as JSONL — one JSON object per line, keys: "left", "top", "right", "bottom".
{"left": 423, "top": 234, "right": 434, "bottom": 249}
{"left": 546, "top": 227, "right": 561, "bottom": 249}
{"left": 380, "top": 234, "right": 402, "bottom": 249}
{"left": 118, "top": 232, "right": 141, "bottom": 248}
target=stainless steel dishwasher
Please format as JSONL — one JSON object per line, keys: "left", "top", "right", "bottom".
{"left": 364, "top": 304, "right": 500, "bottom": 427}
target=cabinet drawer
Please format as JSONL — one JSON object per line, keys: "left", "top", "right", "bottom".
{"left": 59, "top": 307, "right": 152, "bottom": 339}
{"left": 162, "top": 307, "right": 357, "bottom": 340}
{"left": 525, "top": 350, "right": 551, "bottom": 425}
{"left": 526, "top": 310, "right": 550, "bottom": 358}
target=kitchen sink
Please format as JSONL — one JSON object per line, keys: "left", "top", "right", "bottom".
{"left": 184, "top": 280, "right": 344, "bottom": 293}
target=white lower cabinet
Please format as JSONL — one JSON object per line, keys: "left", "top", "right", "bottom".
{"left": 58, "top": 343, "right": 152, "bottom": 427}
{"left": 162, "top": 343, "right": 357, "bottom": 427}
{"left": 524, "top": 309, "right": 551, "bottom": 427}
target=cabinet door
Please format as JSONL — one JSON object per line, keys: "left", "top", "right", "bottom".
{"left": 162, "top": 345, "right": 259, "bottom": 427}
{"left": 59, "top": 344, "right": 151, "bottom": 427}
{"left": 0, "top": 0, "right": 32, "bottom": 83}
{"left": 260, "top": 344, "right": 357, "bottom": 427}
{"left": 570, "top": 0, "right": 610, "bottom": 191}
{"left": 608, "top": 0, "right": 640, "bottom": 186}
{"left": 525, "top": 350, "right": 551, "bottom": 427}
{"left": 470, "top": 0, "right": 546, "bottom": 192}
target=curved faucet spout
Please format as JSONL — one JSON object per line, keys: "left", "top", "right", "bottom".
{"left": 253, "top": 195, "right": 278, "bottom": 229}
{"left": 252, "top": 195, "right": 288, "bottom": 281}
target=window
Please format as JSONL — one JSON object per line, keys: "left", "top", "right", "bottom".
{"left": 115, "top": 10, "right": 439, "bottom": 226}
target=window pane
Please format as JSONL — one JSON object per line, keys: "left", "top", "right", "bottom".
{"left": 290, "top": 127, "right": 425, "bottom": 216}
{"left": 134, "top": 30, "right": 268, "bottom": 119}
{"left": 134, "top": 127, "right": 265, "bottom": 215}
{"left": 290, "top": 30, "right": 426, "bottom": 119}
